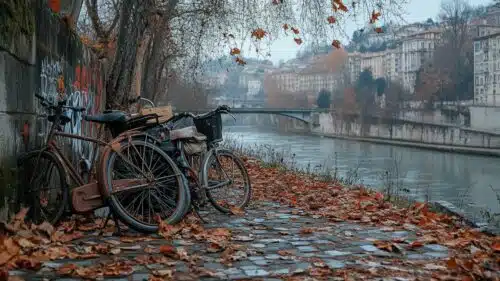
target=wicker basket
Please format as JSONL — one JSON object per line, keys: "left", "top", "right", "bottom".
{"left": 193, "top": 112, "right": 223, "bottom": 143}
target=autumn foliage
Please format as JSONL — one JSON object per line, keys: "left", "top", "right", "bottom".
{"left": 242, "top": 156, "right": 500, "bottom": 280}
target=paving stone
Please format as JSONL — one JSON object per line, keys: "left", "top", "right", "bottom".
{"left": 265, "top": 254, "right": 281, "bottom": 260}
{"left": 297, "top": 246, "right": 318, "bottom": 252}
{"left": 313, "top": 239, "right": 331, "bottom": 244}
{"left": 290, "top": 241, "right": 311, "bottom": 246}
{"left": 243, "top": 268, "right": 270, "bottom": 277}
{"left": 324, "top": 260, "right": 346, "bottom": 269}
{"left": 254, "top": 259, "right": 271, "bottom": 266}
{"left": 204, "top": 263, "right": 225, "bottom": 270}
{"left": 360, "top": 244, "right": 380, "bottom": 252}
{"left": 248, "top": 256, "right": 265, "bottom": 261}
{"left": 253, "top": 218, "right": 265, "bottom": 223}
{"left": 325, "top": 250, "right": 351, "bottom": 257}
{"left": 424, "top": 252, "right": 449, "bottom": 258}
{"left": 270, "top": 268, "right": 290, "bottom": 275}
{"left": 251, "top": 243, "right": 267, "bottom": 248}
{"left": 424, "top": 244, "right": 448, "bottom": 252}
{"left": 224, "top": 268, "right": 243, "bottom": 275}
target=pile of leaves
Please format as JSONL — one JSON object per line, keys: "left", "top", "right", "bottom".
{"left": 241, "top": 156, "right": 500, "bottom": 280}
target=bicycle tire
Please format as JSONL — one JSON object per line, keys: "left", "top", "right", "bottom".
{"left": 105, "top": 139, "right": 190, "bottom": 233}
{"left": 17, "top": 150, "right": 69, "bottom": 225}
{"left": 201, "top": 148, "right": 252, "bottom": 213}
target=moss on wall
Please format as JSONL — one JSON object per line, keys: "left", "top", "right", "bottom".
{"left": 0, "top": 0, "right": 35, "bottom": 48}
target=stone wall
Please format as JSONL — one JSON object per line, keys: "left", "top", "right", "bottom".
{"left": 0, "top": 1, "right": 105, "bottom": 215}
{"left": 470, "top": 105, "right": 500, "bottom": 132}
{"left": 314, "top": 113, "right": 500, "bottom": 149}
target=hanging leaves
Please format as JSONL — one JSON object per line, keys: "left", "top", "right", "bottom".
{"left": 272, "top": 0, "right": 283, "bottom": 4}
{"left": 374, "top": 27, "right": 383, "bottom": 33}
{"left": 282, "top": 23, "right": 289, "bottom": 31}
{"left": 251, "top": 28, "right": 267, "bottom": 40}
{"left": 235, "top": 57, "right": 247, "bottom": 65}
{"left": 332, "top": 0, "right": 348, "bottom": 12}
{"left": 229, "top": 48, "right": 241, "bottom": 55}
{"left": 370, "top": 10, "right": 381, "bottom": 24}
{"left": 294, "top": 38, "right": 303, "bottom": 45}
{"left": 291, "top": 27, "right": 300, "bottom": 34}
{"left": 327, "top": 16, "right": 337, "bottom": 24}
{"left": 331, "top": 40, "right": 341, "bottom": 49}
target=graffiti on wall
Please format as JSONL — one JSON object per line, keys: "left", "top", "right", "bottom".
{"left": 38, "top": 52, "right": 104, "bottom": 173}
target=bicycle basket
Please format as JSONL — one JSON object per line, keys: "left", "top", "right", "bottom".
{"left": 193, "top": 112, "right": 222, "bottom": 143}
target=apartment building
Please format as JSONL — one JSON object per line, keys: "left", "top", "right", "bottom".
{"left": 346, "top": 27, "right": 440, "bottom": 94}
{"left": 473, "top": 26, "right": 500, "bottom": 106}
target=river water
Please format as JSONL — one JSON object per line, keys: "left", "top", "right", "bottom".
{"left": 224, "top": 125, "right": 500, "bottom": 223}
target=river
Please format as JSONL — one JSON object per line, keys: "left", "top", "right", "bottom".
{"left": 224, "top": 125, "right": 500, "bottom": 224}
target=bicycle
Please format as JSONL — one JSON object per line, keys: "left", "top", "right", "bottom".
{"left": 149, "top": 104, "right": 252, "bottom": 217}
{"left": 16, "top": 94, "right": 190, "bottom": 233}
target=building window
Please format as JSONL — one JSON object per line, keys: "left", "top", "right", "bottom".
{"left": 475, "top": 41, "right": 481, "bottom": 53}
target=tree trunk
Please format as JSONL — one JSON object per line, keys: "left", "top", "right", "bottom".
{"left": 105, "top": 0, "right": 154, "bottom": 109}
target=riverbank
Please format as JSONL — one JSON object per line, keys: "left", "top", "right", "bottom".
{"left": 312, "top": 132, "right": 500, "bottom": 157}
{"left": 2, "top": 153, "right": 500, "bottom": 280}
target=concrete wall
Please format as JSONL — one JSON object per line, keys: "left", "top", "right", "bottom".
{"left": 0, "top": 1, "right": 105, "bottom": 214}
{"left": 470, "top": 105, "right": 500, "bottom": 132}
{"left": 314, "top": 113, "right": 500, "bottom": 149}
{"left": 398, "top": 109, "right": 469, "bottom": 127}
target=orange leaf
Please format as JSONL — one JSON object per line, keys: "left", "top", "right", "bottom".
{"left": 338, "top": 2, "right": 348, "bottom": 12}
{"left": 327, "top": 16, "right": 336, "bottom": 24}
{"left": 159, "top": 245, "right": 179, "bottom": 259}
{"left": 294, "top": 38, "right": 303, "bottom": 45}
{"left": 272, "top": 0, "right": 283, "bottom": 4}
{"left": 492, "top": 242, "right": 500, "bottom": 252}
{"left": 235, "top": 57, "right": 247, "bottom": 66}
{"left": 370, "top": 10, "right": 381, "bottom": 23}
{"left": 446, "top": 257, "right": 458, "bottom": 269}
{"left": 229, "top": 48, "right": 240, "bottom": 55}
{"left": 291, "top": 27, "right": 300, "bottom": 34}
{"left": 283, "top": 23, "right": 289, "bottom": 30}
{"left": 374, "top": 27, "right": 383, "bottom": 33}
{"left": 251, "top": 28, "right": 267, "bottom": 40}
{"left": 408, "top": 241, "right": 424, "bottom": 249}
{"left": 331, "top": 40, "right": 341, "bottom": 49}
{"left": 230, "top": 206, "right": 245, "bottom": 216}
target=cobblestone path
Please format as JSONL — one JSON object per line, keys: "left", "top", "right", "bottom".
{"left": 10, "top": 201, "right": 456, "bottom": 280}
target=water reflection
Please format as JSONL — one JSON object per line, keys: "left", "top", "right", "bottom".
{"left": 224, "top": 126, "right": 500, "bottom": 220}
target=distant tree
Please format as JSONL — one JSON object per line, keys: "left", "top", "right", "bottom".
{"left": 432, "top": 0, "right": 474, "bottom": 101}
{"left": 316, "top": 89, "right": 332, "bottom": 108}
{"left": 375, "top": 78, "right": 387, "bottom": 96}
{"left": 355, "top": 68, "right": 376, "bottom": 113}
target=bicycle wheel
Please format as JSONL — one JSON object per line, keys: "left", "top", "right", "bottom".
{"left": 201, "top": 148, "right": 251, "bottom": 213}
{"left": 104, "top": 139, "right": 190, "bottom": 233}
{"left": 17, "top": 150, "right": 69, "bottom": 225}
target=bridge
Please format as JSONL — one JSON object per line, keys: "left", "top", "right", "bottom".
{"left": 176, "top": 108, "right": 329, "bottom": 125}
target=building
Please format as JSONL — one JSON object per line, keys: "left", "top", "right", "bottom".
{"left": 472, "top": 27, "right": 500, "bottom": 106}
{"left": 345, "top": 27, "right": 441, "bottom": 94}
{"left": 398, "top": 29, "right": 441, "bottom": 93}
{"left": 266, "top": 51, "right": 345, "bottom": 95}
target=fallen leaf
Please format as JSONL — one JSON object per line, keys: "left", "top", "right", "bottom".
{"left": 230, "top": 207, "right": 245, "bottom": 216}
{"left": 159, "top": 245, "right": 179, "bottom": 259}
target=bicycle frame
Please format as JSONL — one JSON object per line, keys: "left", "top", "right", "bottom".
{"left": 40, "top": 109, "right": 107, "bottom": 187}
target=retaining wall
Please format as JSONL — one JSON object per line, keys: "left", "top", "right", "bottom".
{"left": 0, "top": 1, "right": 105, "bottom": 216}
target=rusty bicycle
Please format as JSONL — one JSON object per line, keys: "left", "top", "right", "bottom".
{"left": 16, "top": 94, "right": 190, "bottom": 233}
{"left": 121, "top": 99, "right": 251, "bottom": 218}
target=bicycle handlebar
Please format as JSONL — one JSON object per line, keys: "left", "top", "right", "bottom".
{"left": 35, "top": 93, "right": 86, "bottom": 112}
{"left": 166, "top": 105, "right": 232, "bottom": 124}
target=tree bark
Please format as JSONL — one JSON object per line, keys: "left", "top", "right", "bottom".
{"left": 105, "top": 0, "right": 154, "bottom": 109}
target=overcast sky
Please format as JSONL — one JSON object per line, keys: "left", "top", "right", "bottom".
{"left": 253, "top": 0, "right": 493, "bottom": 64}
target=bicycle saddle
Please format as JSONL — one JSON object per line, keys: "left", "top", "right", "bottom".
{"left": 84, "top": 110, "right": 127, "bottom": 124}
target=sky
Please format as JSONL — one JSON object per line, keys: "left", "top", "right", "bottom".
{"left": 255, "top": 0, "right": 493, "bottom": 65}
